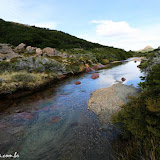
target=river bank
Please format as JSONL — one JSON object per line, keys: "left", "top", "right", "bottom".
{"left": 0, "top": 58, "right": 131, "bottom": 100}
{"left": 0, "top": 42, "right": 133, "bottom": 100}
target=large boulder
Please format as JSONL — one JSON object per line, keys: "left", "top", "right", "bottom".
{"left": 26, "top": 46, "right": 36, "bottom": 53}
{"left": 14, "top": 43, "right": 26, "bottom": 53}
{"left": 87, "top": 84, "right": 140, "bottom": 128}
{"left": 43, "top": 47, "right": 68, "bottom": 58}
{"left": 0, "top": 44, "right": 13, "bottom": 54}
{"left": 43, "top": 47, "right": 55, "bottom": 57}
{"left": 36, "top": 48, "right": 42, "bottom": 55}
{"left": 0, "top": 44, "right": 19, "bottom": 60}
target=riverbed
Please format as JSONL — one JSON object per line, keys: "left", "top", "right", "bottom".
{"left": 0, "top": 59, "right": 144, "bottom": 160}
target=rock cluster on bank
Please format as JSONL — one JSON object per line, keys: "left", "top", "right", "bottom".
{"left": 0, "top": 43, "right": 69, "bottom": 61}
{"left": 0, "top": 42, "right": 107, "bottom": 98}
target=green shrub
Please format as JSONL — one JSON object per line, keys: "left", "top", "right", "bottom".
{"left": 112, "top": 57, "right": 160, "bottom": 159}
{"left": 101, "top": 59, "right": 109, "bottom": 64}
{"left": 11, "top": 72, "right": 35, "bottom": 83}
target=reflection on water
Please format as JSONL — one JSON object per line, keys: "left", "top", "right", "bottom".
{"left": 0, "top": 60, "right": 144, "bottom": 160}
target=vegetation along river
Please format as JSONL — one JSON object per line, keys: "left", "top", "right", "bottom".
{"left": 0, "top": 58, "right": 144, "bottom": 160}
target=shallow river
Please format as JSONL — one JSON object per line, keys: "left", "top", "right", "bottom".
{"left": 0, "top": 59, "right": 144, "bottom": 160}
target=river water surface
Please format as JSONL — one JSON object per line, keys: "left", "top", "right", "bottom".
{"left": 0, "top": 59, "right": 144, "bottom": 160}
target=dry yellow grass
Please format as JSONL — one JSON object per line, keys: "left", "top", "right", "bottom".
{"left": 0, "top": 71, "right": 57, "bottom": 94}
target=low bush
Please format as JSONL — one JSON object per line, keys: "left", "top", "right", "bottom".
{"left": 11, "top": 72, "right": 35, "bottom": 83}
{"left": 112, "top": 55, "right": 160, "bottom": 159}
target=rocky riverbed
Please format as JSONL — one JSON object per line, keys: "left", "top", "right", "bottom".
{"left": 87, "top": 83, "right": 141, "bottom": 128}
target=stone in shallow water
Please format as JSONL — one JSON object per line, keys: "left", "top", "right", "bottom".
{"left": 137, "top": 65, "right": 141, "bottom": 68}
{"left": 74, "top": 81, "right": 81, "bottom": 85}
{"left": 121, "top": 77, "right": 126, "bottom": 81}
{"left": 91, "top": 73, "right": 99, "bottom": 79}
{"left": 49, "top": 116, "right": 60, "bottom": 124}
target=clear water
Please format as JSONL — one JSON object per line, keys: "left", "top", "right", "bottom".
{"left": 0, "top": 60, "right": 144, "bottom": 160}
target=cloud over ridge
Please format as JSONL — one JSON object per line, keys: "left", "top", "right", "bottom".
{"left": 91, "top": 20, "right": 138, "bottom": 37}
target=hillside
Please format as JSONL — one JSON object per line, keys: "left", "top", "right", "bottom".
{"left": 0, "top": 19, "right": 102, "bottom": 49}
{"left": 0, "top": 19, "right": 132, "bottom": 63}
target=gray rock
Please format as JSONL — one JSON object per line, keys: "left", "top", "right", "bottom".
{"left": 43, "top": 47, "right": 68, "bottom": 58}
{"left": 0, "top": 53, "right": 5, "bottom": 60}
{"left": 0, "top": 44, "right": 13, "bottom": 54}
{"left": 26, "top": 46, "right": 36, "bottom": 53}
{"left": 43, "top": 47, "right": 55, "bottom": 57}
{"left": 0, "top": 44, "right": 19, "bottom": 60}
{"left": 14, "top": 43, "right": 26, "bottom": 53}
{"left": 36, "top": 48, "right": 42, "bottom": 55}
{"left": 87, "top": 83, "right": 140, "bottom": 128}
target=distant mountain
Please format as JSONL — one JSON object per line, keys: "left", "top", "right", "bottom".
{"left": 138, "top": 46, "right": 154, "bottom": 53}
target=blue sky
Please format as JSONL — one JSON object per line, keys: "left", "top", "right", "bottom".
{"left": 0, "top": 0, "right": 160, "bottom": 50}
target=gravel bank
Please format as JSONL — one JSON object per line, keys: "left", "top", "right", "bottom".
{"left": 87, "top": 83, "right": 140, "bottom": 128}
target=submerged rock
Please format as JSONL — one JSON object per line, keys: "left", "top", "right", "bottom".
{"left": 49, "top": 116, "right": 60, "bottom": 124}
{"left": 91, "top": 73, "right": 99, "bottom": 79}
{"left": 74, "top": 81, "right": 81, "bottom": 85}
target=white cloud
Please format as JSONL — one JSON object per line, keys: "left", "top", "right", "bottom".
{"left": 0, "top": 0, "right": 24, "bottom": 22}
{"left": 91, "top": 20, "right": 138, "bottom": 37}
{"left": 78, "top": 20, "right": 160, "bottom": 51}
{"left": 0, "top": 0, "right": 57, "bottom": 29}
